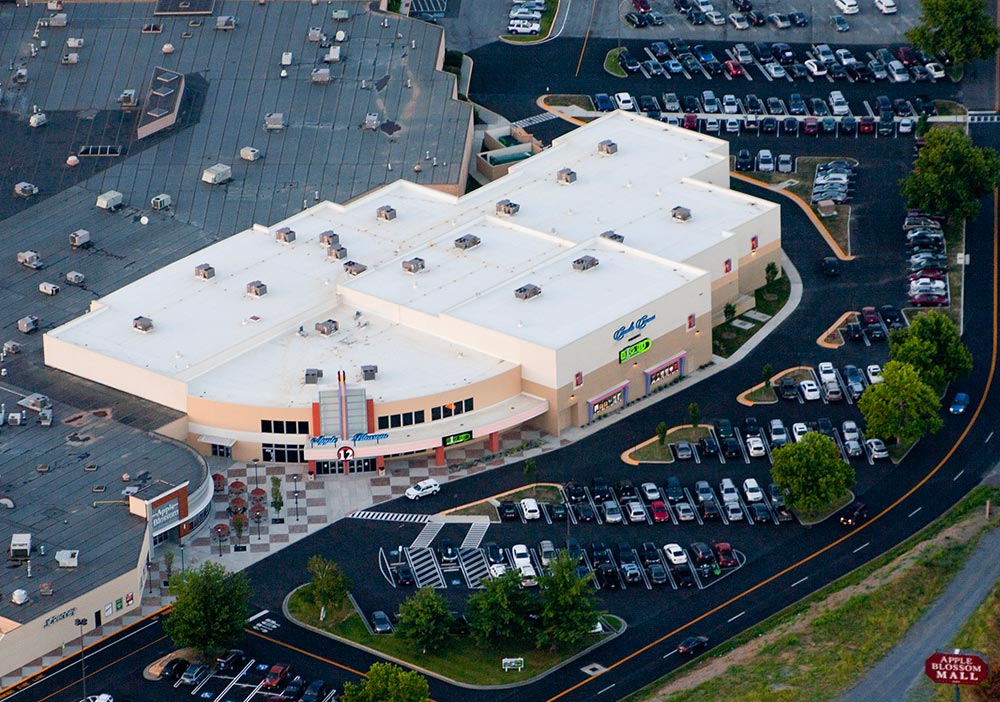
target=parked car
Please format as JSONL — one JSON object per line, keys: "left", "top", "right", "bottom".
{"left": 405, "top": 478, "right": 440, "bottom": 500}
{"left": 216, "top": 650, "right": 246, "bottom": 673}
{"left": 650, "top": 500, "right": 670, "bottom": 522}
{"left": 714, "top": 542, "right": 738, "bottom": 567}
{"left": 866, "top": 438, "right": 889, "bottom": 459}
{"left": 799, "top": 380, "right": 821, "bottom": 401}
{"left": 301, "top": 680, "right": 330, "bottom": 702}
{"left": 950, "top": 393, "right": 970, "bottom": 414}
{"left": 663, "top": 543, "right": 687, "bottom": 565}
{"left": 594, "top": 93, "right": 615, "bottom": 111}
{"left": 866, "top": 364, "right": 884, "bottom": 384}
{"left": 674, "top": 440, "right": 694, "bottom": 460}
{"left": 161, "top": 658, "right": 190, "bottom": 681}
{"left": 180, "top": 664, "right": 211, "bottom": 686}
{"left": 263, "top": 663, "right": 292, "bottom": 690}
{"left": 743, "top": 478, "right": 763, "bottom": 502}
{"left": 498, "top": 501, "right": 518, "bottom": 520}
{"left": 603, "top": 501, "right": 623, "bottom": 524}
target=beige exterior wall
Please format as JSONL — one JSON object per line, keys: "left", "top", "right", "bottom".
{"left": 738, "top": 238, "right": 782, "bottom": 293}
{"left": 44, "top": 332, "right": 188, "bottom": 411}
{"left": 0, "top": 540, "right": 149, "bottom": 679}
{"left": 372, "top": 365, "right": 522, "bottom": 418}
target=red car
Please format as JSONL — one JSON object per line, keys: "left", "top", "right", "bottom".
{"left": 858, "top": 116, "right": 875, "bottom": 134}
{"left": 713, "top": 542, "right": 738, "bottom": 568}
{"left": 649, "top": 500, "right": 670, "bottom": 523}
{"left": 632, "top": 0, "right": 651, "bottom": 10}
{"left": 724, "top": 59, "right": 744, "bottom": 77}
{"left": 896, "top": 46, "right": 917, "bottom": 66}
{"left": 909, "top": 292, "right": 948, "bottom": 307}
{"left": 682, "top": 113, "right": 698, "bottom": 130}
{"left": 263, "top": 663, "right": 292, "bottom": 690}
{"left": 861, "top": 306, "right": 879, "bottom": 325}
{"left": 908, "top": 269, "right": 946, "bottom": 282}
{"left": 802, "top": 117, "right": 819, "bottom": 135}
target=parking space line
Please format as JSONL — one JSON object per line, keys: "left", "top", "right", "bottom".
{"left": 727, "top": 611, "right": 746, "bottom": 623}
{"left": 853, "top": 542, "right": 870, "bottom": 553}
{"left": 791, "top": 576, "right": 809, "bottom": 587}
{"left": 908, "top": 507, "right": 923, "bottom": 518}
{"left": 954, "top": 469, "right": 965, "bottom": 481}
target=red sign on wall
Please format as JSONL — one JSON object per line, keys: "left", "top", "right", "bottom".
{"left": 924, "top": 650, "right": 989, "bottom": 685}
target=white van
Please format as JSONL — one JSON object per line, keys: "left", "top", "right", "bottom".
{"left": 835, "top": 0, "right": 859, "bottom": 14}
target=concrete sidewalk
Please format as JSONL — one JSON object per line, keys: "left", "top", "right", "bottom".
{"left": 841, "top": 522, "right": 1000, "bottom": 702}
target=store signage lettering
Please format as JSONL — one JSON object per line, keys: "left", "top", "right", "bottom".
{"left": 593, "top": 390, "right": 624, "bottom": 415}
{"left": 613, "top": 314, "right": 656, "bottom": 341}
{"left": 150, "top": 499, "right": 180, "bottom": 531}
{"left": 310, "top": 432, "right": 390, "bottom": 448}
{"left": 43, "top": 607, "right": 76, "bottom": 628}
{"left": 619, "top": 338, "right": 652, "bottom": 364}
{"left": 650, "top": 359, "right": 681, "bottom": 384}
{"left": 442, "top": 431, "right": 473, "bottom": 447}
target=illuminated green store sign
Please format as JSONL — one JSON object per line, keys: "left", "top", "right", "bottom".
{"left": 443, "top": 431, "right": 474, "bottom": 447}
{"left": 619, "top": 338, "right": 651, "bottom": 364}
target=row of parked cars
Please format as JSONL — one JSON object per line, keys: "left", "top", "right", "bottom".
{"left": 810, "top": 159, "right": 856, "bottom": 205}
{"left": 160, "top": 650, "right": 334, "bottom": 702}
{"left": 902, "top": 210, "right": 950, "bottom": 307}
{"left": 506, "top": 0, "right": 546, "bottom": 34}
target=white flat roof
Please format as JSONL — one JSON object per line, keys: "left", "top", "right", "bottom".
{"left": 47, "top": 111, "right": 776, "bottom": 406}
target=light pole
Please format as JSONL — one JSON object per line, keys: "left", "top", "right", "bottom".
{"left": 74, "top": 617, "right": 88, "bottom": 701}
{"left": 292, "top": 474, "right": 300, "bottom": 522}
{"left": 252, "top": 458, "right": 260, "bottom": 488}
{"left": 179, "top": 542, "right": 185, "bottom": 572}
{"left": 146, "top": 554, "right": 153, "bottom": 594}
{"left": 216, "top": 525, "right": 225, "bottom": 557}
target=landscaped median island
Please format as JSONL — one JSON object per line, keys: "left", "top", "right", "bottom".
{"left": 445, "top": 484, "right": 563, "bottom": 520}
{"left": 626, "top": 425, "right": 710, "bottom": 464}
{"left": 604, "top": 48, "right": 627, "bottom": 77}
{"left": 713, "top": 267, "right": 790, "bottom": 359}
{"left": 629, "top": 486, "right": 1000, "bottom": 702}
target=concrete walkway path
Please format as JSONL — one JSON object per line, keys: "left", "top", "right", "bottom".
{"left": 841, "top": 523, "right": 1000, "bottom": 702}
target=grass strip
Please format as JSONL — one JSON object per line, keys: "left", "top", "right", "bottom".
{"left": 627, "top": 485, "right": 1000, "bottom": 702}
{"left": 288, "top": 589, "right": 601, "bottom": 685}
{"left": 713, "top": 277, "right": 791, "bottom": 358}
{"left": 604, "top": 48, "right": 627, "bottom": 77}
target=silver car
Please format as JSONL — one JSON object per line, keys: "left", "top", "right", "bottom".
{"left": 603, "top": 500, "right": 623, "bottom": 523}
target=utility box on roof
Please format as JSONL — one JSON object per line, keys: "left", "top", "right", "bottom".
{"left": 311, "top": 68, "right": 331, "bottom": 84}
{"left": 66, "top": 271, "right": 85, "bottom": 285}
{"left": 69, "top": 229, "right": 91, "bottom": 248}
{"left": 323, "top": 45, "right": 341, "bottom": 63}
{"left": 240, "top": 146, "right": 262, "bottom": 161}
{"left": 49, "top": 13, "right": 68, "bottom": 27}
{"left": 17, "top": 250, "right": 43, "bottom": 269}
{"left": 96, "top": 190, "right": 124, "bottom": 210}
{"left": 9, "top": 534, "right": 31, "bottom": 560}
{"left": 151, "top": 193, "right": 172, "bottom": 210}
{"left": 39, "top": 282, "right": 60, "bottom": 296}
{"left": 18, "top": 316, "right": 39, "bottom": 334}
{"left": 201, "top": 164, "right": 232, "bottom": 185}
{"left": 280, "top": 51, "right": 292, "bottom": 66}
{"left": 264, "top": 113, "right": 285, "bottom": 131}
{"left": 215, "top": 15, "right": 236, "bottom": 30}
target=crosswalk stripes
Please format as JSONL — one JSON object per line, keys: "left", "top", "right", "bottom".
{"left": 969, "top": 112, "right": 1000, "bottom": 124}
{"left": 460, "top": 521, "right": 490, "bottom": 549}
{"left": 410, "top": 521, "right": 444, "bottom": 549}
{"left": 512, "top": 112, "right": 559, "bottom": 128}
{"left": 405, "top": 547, "right": 447, "bottom": 589}
{"left": 350, "top": 510, "right": 430, "bottom": 524}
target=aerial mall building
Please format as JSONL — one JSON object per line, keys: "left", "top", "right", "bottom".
{"left": 44, "top": 111, "right": 781, "bottom": 474}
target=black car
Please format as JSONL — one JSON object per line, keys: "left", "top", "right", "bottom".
{"left": 880, "top": 305, "right": 903, "bottom": 328}
{"left": 732, "top": 0, "right": 753, "bottom": 10}
{"left": 751, "top": 41, "right": 771, "bottom": 61}
{"left": 624, "top": 11, "right": 647, "bottom": 27}
{"left": 866, "top": 323, "right": 886, "bottom": 342}
{"left": 301, "top": 679, "right": 329, "bottom": 702}
{"left": 690, "top": 541, "right": 714, "bottom": 565}
{"left": 789, "top": 10, "right": 809, "bottom": 25}
{"left": 648, "top": 562, "right": 669, "bottom": 585}
{"left": 817, "top": 418, "right": 835, "bottom": 438}
{"left": 576, "top": 502, "right": 597, "bottom": 522}
{"left": 715, "top": 418, "right": 735, "bottom": 439}
{"left": 742, "top": 416, "right": 760, "bottom": 436}
{"left": 681, "top": 94, "right": 701, "bottom": 112}
{"left": 788, "top": 93, "right": 806, "bottom": 115}
{"left": 283, "top": 676, "right": 307, "bottom": 700}
{"left": 675, "top": 568, "right": 696, "bottom": 587}
{"left": 216, "top": 649, "right": 246, "bottom": 673}
{"left": 821, "top": 257, "right": 840, "bottom": 277}
{"left": 498, "top": 501, "right": 518, "bottom": 520}
{"left": 565, "top": 481, "right": 587, "bottom": 503}
{"left": 776, "top": 376, "right": 799, "bottom": 399}
{"left": 161, "top": 658, "right": 190, "bottom": 681}
{"left": 591, "top": 477, "right": 612, "bottom": 501}
{"left": 735, "top": 148, "right": 753, "bottom": 172}
{"left": 687, "top": 10, "right": 706, "bottom": 24}
{"left": 772, "top": 42, "right": 794, "bottom": 64}
{"left": 667, "top": 37, "right": 691, "bottom": 53}
{"left": 893, "top": 98, "right": 913, "bottom": 117}
{"left": 396, "top": 564, "right": 415, "bottom": 586}
{"left": 673, "top": 0, "right": 693, "bottom": 13}
{"left": 788, "top": 62, "right": 808, "bottom": 79}
{"left": 617, "top": 479, "right": 639, "bottom": 501}
{"left": 484, "top": 542, "right": 503, "bottom": 565}
{"left": 705, "top": 60, "right": 725, "bottom": 75}
{"left": 616, "top": 543, "right": 638, "bottom": 566}
{"left": 782, "top": 117, "right": 799, "bottom": 135}
{"left": 595, "top": 564, "right": 620, "bottom": 589}
{"left": 761, "top": 117, "right": 778, "bottom": 134}
{"left": 848, "top": 64, "right": 874, "bottom": 82}
{"left": 699, "top": 436, "right": 719, "bottom": 456}
{"left": 438, "top": 539, "right": 458, "bottom": 563}
{"left": 618, "top": 49, "right": 641, "bottom": 73}
{"left": 766, "top": 96, "right": 785, "bottom": 115}
{"left": 840, "top": 501, "right": 867, "bottom": 526}
{"left": 665, "top": 475, "right": 684, "bottom": 502}
{"left": 749, "top": 502, "right": 771, "bottom": 522}
{"left": 677, "top": 635, "right": 710, "bottom": 654}
{"left": 746, "top": 9, "right": 766, "bottom": 25}
{"left": 549, "top": 502, "right": 567, "bottom": 521}
{"left": 840, "top": 116, "right": 857, "bottom": 134}
{"left": 846, "top": 322, "right": 864, "bottom": 341}
{"left": 829, "top": 63, "right": 847, "bottom": 79}
{"left": 590, "top": 542, "right": 611, "bottom": 565}
{"left": 701, "top": 500, "right": 721, "bottom": 520}
{"left": 722, "top": 437, "right": 741, "bottom": 458}
{"left": 567, "top": 538, "right": 585, "bottom": 563}
{"left": 640, "top": 541, "right": 660, "bottom": 565}
{"left": 650, "top": 41, "right": 670, "bottom": 60}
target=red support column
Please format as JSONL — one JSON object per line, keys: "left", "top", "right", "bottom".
{"left": 488, "top": 431, "right": 500, "bottom": 453}
{"left": 376, "top": 455, "right": 385, "bottom": 476}
{"left": 435, "top": 446, "right": 445, "bottom": 467}
{"left": 307, "top": 460, "right": 316, "bottom": 478}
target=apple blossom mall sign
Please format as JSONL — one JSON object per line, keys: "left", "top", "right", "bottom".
{"left": 924, "top": 650, "right": 989, "bottom": 686}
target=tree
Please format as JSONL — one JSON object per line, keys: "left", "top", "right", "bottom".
{"left": 770, "top": 433, "right": 855, "bottom": 514}
{"left": 307, "top": 555, "right": 352, "bottom": 613}
{"left": 270, "top": 476, "right": 284, "bottom": 515}
{"left": 395, "top": 587, "right": 452, "bottom": 654}
{"left": 164, "top": 561, "right": 252, "bottom": 657}
{"left": 523, "top": 458, "right": 537, "bottom": 494}
{"left": 858, "top": 361, "right": 944, "bottom": 445}
{"left": 765, "top": 262, "right": 778, "bottom": 288}
{"left": 907, "top": 0, "right": 1000, "bottom": 69}
{"left": 656, "top": 422, "right": 668, "bottom": 446}
{"left": 688, "top": 402, "right": 700, "bottom": 428}
{"left": 231, "top": 513, "right": 247, "bottom": 544}
{"left": 724, "top": 303, "right": 736, "bottom": 322}
{"left": 535, "top": 553, "right": 600, "bottom": 651}
{"left": 889, "top": 310, "right": 972, "bottom": 394}
{"left": 761, "top": 363, "right": 774, "bottom": 385}
{"left": 465, "top": 569, "right": 537, "bottom": 645}
{"left": 900, "top": 128, "right": 1000, "bottom": 220}
{"left": 341, "top": 662, "right": 429, "bottom": 702}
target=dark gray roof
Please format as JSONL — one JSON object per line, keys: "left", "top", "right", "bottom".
{"left": 0, "top": 3, "right": 471, "bottom": 238}
{"left": 0, "top": 395, "right": 206, "bottom": 624}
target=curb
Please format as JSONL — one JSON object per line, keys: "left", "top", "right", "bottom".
{"left": 816, "top": 311, "right": 858, "bottom": 349}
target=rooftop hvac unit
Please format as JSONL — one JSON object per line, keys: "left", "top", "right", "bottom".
{"left": 264, "top": 113, "right": 285, "bottom": 131}
{"left": 3, "top": 341, "right": 22, "bottom": 355}
{"left": 327, "top": 245, "right": 348, "bottom": 260}
{"left": 597, "top": 139, "right": 618, "bottom": 155}
{"left": 376, "top": 205, "right": 396, "bottom": 221}
{"left": 319, "top": 230, "right": 339, "bottom": 246}
{"left": 495, "top": 199, "right": 520, "bottom": 216}
{"left": 215, "top": 15, "right": 236, "bottom": 30}
{"left": 311, "top": 67, "right": 331, "bottom": 84}
{"left": 69, "top": 229, "right": 91, "bottom": 249}
{"left": 18, "top": 316, "right": 40, "bottom": 334}
{"left": 307, "top": 26, "right": 324, "bottom": 42}
{"left": 201, "top": 164, "right": 232, "bottom": 184}
{"left": 118, "top": 89, "right": 137, "bottom": 107}
{"left": 315, "top": 319, "right": 339, "bottom": 336}
{"left": 11, "top": 589, "right": 28, "bottom": 605}
{"left": 514, "top": 284, "right": 542, "bottom": 301}
{"left": 573, "top": 255, "right": 599, "bottom": 271}
{"left": 151, "top": 193, "right": 172, "bottom": 210}
{"left": 133, "top": 316, "right": 154, "bottom": 332}
{"left": 55, "top": 549, "right": 79, "bottom": 568}
{"left": 304, "top": 368, "right": 323, "bottom": 384}
{"left": 671, "top": 206, "right": 692, "bottom": 222}
{"left": 601, "top": 230, "right": 625, "bottom": 243}
{"left": 361, "top": 364, "right": 378, "bottom": 380}
{"left": 557, "top": 168, "right": 577, "bottom": 184}
{"left": 402, "top": 257, "right": 425, "bottom": 273}
{"left": 96, "top": 190, "right": 123, "bottom": 210}
{"left": 66, "top": 271, "right": 85, "bottom": 285}
{"left": 454, "top": 234, "right": 481, "bottom": 250}
{"left": 363, "top": 112, "right": 379, "bottom": 130}
{"left": 240, "top": 146, "right": 262, "bottom": 162}
{"left": 343, "top": 261, "right": 367, "bottom": 276}
{"left": 275, "top": 227, "right": 296, "bottom": 243}
{"left": 195, "top": 263, "right": 215, "bottom": 280}
{"left": 10, "top": 534, "right": 31, "bottom": 560}
{"left": 247, "top": 281, "right": 267, "bottom": 297}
